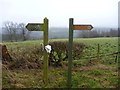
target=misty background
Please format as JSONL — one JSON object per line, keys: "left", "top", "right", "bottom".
{"left": 0, "top": 0, "right": 119, "bottom": 42}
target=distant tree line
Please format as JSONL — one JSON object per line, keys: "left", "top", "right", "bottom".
{"left": 2, "top": 21, "right": 31, "bottom": 42}
{"left": 1, "top": 21, "right": 119, "bottom": 42}
{"left": 77, "top": 28, "right": 118, "bottom": 38}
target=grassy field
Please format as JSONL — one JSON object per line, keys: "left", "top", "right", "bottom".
{"left": 2, "top": 37, "right": 119, "bottom": 88}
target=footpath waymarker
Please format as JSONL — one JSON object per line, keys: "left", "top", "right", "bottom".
{"left": 26, "top": 17, "right": 49, "bottom": 85}
{"left": 68, "top": 18, "right": 93, "bottom": 88}
{"left": 26, "top": 23, "right": 44, "bottom": 31}
{"left": 73, "top": 25, "right": 93, "bottom": 30}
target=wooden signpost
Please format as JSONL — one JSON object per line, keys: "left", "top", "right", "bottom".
{"left": 26, "top": 17, "right": 93, "bottom": 87}
{"left": 26, "top": 17, "right": 49, "bottom": 85}
{"left": 68, "top": 18, "right": 93, "bottom": 88}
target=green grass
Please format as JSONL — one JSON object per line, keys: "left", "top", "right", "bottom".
{"left": 2, "top": 37, "right": 118, "bottom": 88}
{"left": 3, "top": 64, "right": 118, "bottom": 88}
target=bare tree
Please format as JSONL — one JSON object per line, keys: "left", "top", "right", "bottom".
{"left": 12, "top": 22, "right": 18, "bottom": 42}
{"left": 109, "top": 29, "right": 118, "bottom": 37}
{"left": 18, "top": 23, "right": 31, "bottom": 41}
{"left": 3, "top": 21, "right": 14, "bottom": 42}
{"left": 2, "top": 22, "right": 31, "bottom": 41}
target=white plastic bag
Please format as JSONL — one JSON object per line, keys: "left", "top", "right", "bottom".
{"left": 45, "top": 45, "right": 52, "bottom": 53}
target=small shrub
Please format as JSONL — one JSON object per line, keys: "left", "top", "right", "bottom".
{"left": 48, "top": 41, "right": 85, "bottom": 67}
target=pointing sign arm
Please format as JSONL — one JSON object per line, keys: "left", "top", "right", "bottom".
{"left": 26, "top": 23, "right": 44, "bottom": 31}
{"left": 73, "top": 25, "right": 93, "bottom": 30}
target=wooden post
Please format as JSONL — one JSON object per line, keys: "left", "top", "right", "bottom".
{"left": 68, "top": 18, "right": 74, "bottom": 88}
{"left": 25, "top": 18, "right": 49, "bottom": 85}
{"left": 43, "top": 17, "right": 49, "bottom": 84}
{"left": 67, "top": 18, "right": 93, "bottom": 88}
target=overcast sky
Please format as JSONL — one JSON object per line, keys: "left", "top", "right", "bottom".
{"left": 0, "top": 0, "right": 119, "bottom": 28}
